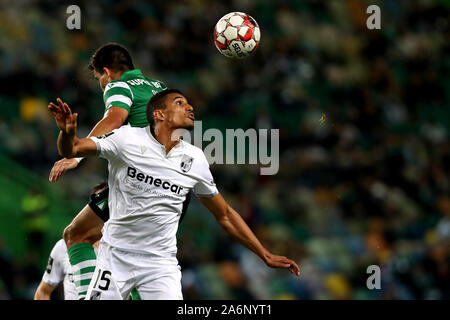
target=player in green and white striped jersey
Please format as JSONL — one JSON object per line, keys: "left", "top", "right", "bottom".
{"left": 102, "top": 69, "right": 167, "bottom": 127}
{"left": 48, "top": 43, "right": 167, "bottom": 299}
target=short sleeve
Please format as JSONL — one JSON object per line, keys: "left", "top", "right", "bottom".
{"left": 194, "top": 154, "right": 219, "bottom": 198}
{"left": 103, "top": 81, "right": 133, "bottom": 112}
{"left": 42, "top": 241, "right": 65, "bottom": 286}
{"left": 89, "top": 128, "right": 123, "bottom": 161}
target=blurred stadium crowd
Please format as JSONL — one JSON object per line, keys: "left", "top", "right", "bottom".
{"left": 0, "top": 0, "right": 449, "bottom": 299}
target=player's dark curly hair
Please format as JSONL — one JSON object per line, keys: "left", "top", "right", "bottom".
{"left": 146, "top": 89, "right": 184, "bottom": 131}
{"left": 88, "top": 43, "right": 134, "bottom": 74}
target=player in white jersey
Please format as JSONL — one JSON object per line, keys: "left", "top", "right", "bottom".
{"left": 48, "top": 89, "right": 300, "bottom": 300}
{"left": 34, "top": 239, "right": 78, "bottom": 300}
{"left": 34, "top": 239, "right": 100, "bottom": 300}
{"left": 34, "top": 183, "right": 108, "bottom": 300}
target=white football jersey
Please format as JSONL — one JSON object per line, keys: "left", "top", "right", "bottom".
{"left": 42, "top": 239, "right": 77, "bottom": 300}
{"left": 90, "top": 125, "right": 218, "bottom": 257}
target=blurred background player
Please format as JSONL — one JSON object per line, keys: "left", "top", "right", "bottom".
{"left": 34, "top": 238, "right": 93, "bottom": 300}
{"left": 49, "top": 43, "right": 168, "bottom": 300}
{"left": 34, "top": 182, "right": 104, "bottom": 300}
{"left": 34, "top": 182, "right": 141, "bottom": 300}
{"left": 48, "top": 90, "right": 299, "bottom": 299}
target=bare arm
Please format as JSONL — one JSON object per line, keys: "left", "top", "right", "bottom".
{"left": 48, "top": 102, "right": 128, "bottom": 182}
{"left": 57, "top": 132, "right": 97, "bottom": 158}
{"left": 198, "top": 193, "right": 300, "bottom": 276}
{"left": 86, "top": 106, "right": 129, "bottom": 138}
{"left": 49, "top": 99, "right": 98, "bottom": 158}
{"left": 34, "top": 281, "right": 57, "bottom": 300}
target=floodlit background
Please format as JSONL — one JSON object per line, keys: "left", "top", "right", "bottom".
{"left": 0, "top": 0, "right": 449, "bottom": 299}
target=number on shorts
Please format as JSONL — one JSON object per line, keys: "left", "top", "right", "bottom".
{"left": 93, "top": 269, "right": 112, "bottom": 291}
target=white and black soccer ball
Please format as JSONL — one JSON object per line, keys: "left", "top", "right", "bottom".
{"left": 214, "top": 12, "right": 261, "bottom": 59}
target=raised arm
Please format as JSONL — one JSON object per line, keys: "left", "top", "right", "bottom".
{"left": 48, "top": 99, "right": 128, "bottom": 182}
{"left": 198, "top": 193, "right": 300, "bottom": 276}
{"left": 48, "top": 99, "right": 98, "bottom": 158}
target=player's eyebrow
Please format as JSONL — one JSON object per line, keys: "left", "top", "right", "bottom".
{"left": 173, "top": 96, "right": 185, "bottom": 101}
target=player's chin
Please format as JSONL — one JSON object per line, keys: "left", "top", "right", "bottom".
{"left": 182, "top": 120, "right": 195, "bottom": 130}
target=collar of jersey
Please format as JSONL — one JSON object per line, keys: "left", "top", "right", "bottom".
{"left": 120, "top": 69, "right": 143, "bottom": 80}
{"left": 145, "top": 126, "right": 184, "bottom": 155}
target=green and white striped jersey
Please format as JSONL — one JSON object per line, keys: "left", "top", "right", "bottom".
{"left": 103, "top": 69, "right": 167, "bottom": 127}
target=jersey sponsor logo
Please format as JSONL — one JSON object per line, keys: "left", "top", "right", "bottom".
{"left": 180, "top": 155, "right": 194, "bottom": 173}
{"left": 97, "top": 132, "right": 114, "bottom": 139}
{"left": 46, "top": 257, "right": 54, "bottom": 274}
{"left": 127, "top": 166, "right": 184, "bottom": 194}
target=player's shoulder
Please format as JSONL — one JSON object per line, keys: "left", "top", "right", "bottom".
{"left": 54, "top": 238, "right": 67, "bottom": 250}
{"left": 116, "top": 125, "right": 147, "bottom": 139}
{"left": 121, "top": 124, "right": 145, "bottom": 132}
{"left": 104, "top": 80, "right": 133, "bottom": 95}
{"left": 94, "top": 125, "right": 143, "bottom": 144}
{"left": 180, "top": 139, "right": 201, "bottom": 154}
{"left": 51, "top": 239, "right": 67, "bottom": 257}
{"left": 180, "top": 140, "right": 209, "bottom": 162}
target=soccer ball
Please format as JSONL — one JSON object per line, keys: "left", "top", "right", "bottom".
{"left": 214, "top": 12, "right": 261, "bottom": 59}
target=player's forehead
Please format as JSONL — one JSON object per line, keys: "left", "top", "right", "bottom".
{"left": 167, "top": 93, "right": 187, "bottom": 103}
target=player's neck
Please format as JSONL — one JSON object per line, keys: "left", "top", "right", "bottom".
{"left": 153, "top": 125, "right": 180, "bottom": 155}
{"left": 110, "top": 68, "right": 131, "bottom": 80}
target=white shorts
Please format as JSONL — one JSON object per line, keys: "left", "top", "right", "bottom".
{"left": 85, "top": 241, "right": 183, "bottom": 300}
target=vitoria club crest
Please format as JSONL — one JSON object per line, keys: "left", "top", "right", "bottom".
{"left": 180, "top": 155, "right": 194, "bottom": 173}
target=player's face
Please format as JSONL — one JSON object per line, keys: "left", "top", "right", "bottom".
{"left": 93, "top": 70, "right": 110, "bottom": 92}
{"left": 163, "top": 93, "right": 195, "bottom": 130}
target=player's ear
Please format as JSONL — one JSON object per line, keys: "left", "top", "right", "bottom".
{"left": 103, "top": 67, "right": 112, "bottom": 78}
{"left": 153, "top": 109, "right": 165, "bottom": 122}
